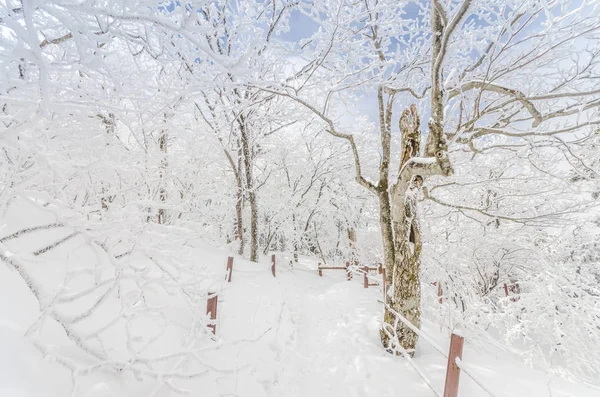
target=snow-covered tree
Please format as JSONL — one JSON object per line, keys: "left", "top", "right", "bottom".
{"left": 254, "top": 0, "right": 600, "bottom": 355}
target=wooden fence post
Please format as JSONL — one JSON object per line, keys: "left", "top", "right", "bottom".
{"left": 363, "top": 265, "right": 369, "bottom": 288}
{"left": 346, "top": 261, "right": 352, "bottom": 280}
{"left": 443, "top": 333, "right": 464, "bottom": 397}
{"left": 504, "top": 283, "right": 519, "bottom": 302}
{"left": 226, "top": 256, "right": 233, "bottom": 282}
{"left": 318, "top": 263, "right": 323, "bottom": 277}
{"left": 206, "top": 292, "right": 218, "bottom": 335}
{"left": 438, "top": 281, "right": 443, "bottom": 304}
{"left": 271, "top": 254, "right": 276, "bottom": 277}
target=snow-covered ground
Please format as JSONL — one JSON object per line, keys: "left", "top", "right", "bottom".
{"left": 2, "top": 262, "right": 600, "bottom": 397}
{"left": 173, "top": 255, "right": 600, "bottom": 397}
{"left": 1, "top": 201, "right": 599, "bottom": 396}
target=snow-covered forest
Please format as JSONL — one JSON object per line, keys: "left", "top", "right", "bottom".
{"left": 1, "top": 0, "right": 600, "bottom": 396}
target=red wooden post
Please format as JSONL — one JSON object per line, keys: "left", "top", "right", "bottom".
{"left": 443, "top": 333, "right": 464, "bottom": 397}
{"left": 363, "top": 265, "right": 369, "bottom": 288}
{"left": 271, "top": 254, "right": 276, "bottom": 277}
{"left": 206, "top": 292, "right": 218, "bottom": 335}
{"left": 438, "top": 281, "right": 443, "bottom": 304}
{"left": 226, "top": 256, "right": 233, "bottom": 282}
{"left": 346, "top": 261, "right": 352, "bottom": 280}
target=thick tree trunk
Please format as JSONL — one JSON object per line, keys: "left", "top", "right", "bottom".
{"left": 381, "top": 184, "right": 422, "bottom": 355}
{"left": 380, "top": 3, "right": 458, "bottom": 353}
{"left": 239, "top": 118, "right": 258, "bottom": 262}
{"left": 379, "top": 190, "right": 395, "bottom": 270}
{"left": 381, "top": 105, "right": 424, "bottom": 355}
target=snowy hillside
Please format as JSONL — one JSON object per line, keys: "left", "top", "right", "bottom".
{"left": 1, "top": 199, "right": 598, "bottom": 397}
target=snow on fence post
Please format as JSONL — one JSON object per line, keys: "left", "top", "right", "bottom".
{"left": 206, "top": 292, "right": 218, "bottom": 335}
{"left": 318, "top": 263, "right": 323, "bottom": 277}
{"left": 346, "top": 261, "right": 352, "bottom": 280}
{"left": 363, "top": 265, "right": 369, "bottom": 288}
{"left": 503, "top": 283, "right": 519, "bottom": 302}
{"left": 271, "top": 254, "right": 276, "bottom": 277}
{"left": 226, "top": 256, "right": 233, "bottom": 282}
{"left": 443, "top": 333, "right": 464, "bottom": 397}
{"left": 438, "top": 281, "right": 443, "bottom": 304}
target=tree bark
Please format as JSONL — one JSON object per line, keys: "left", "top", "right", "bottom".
{"left": 381, "top": 105, "right": 423, "bottom": 355}
{"left": 234, "top": 151, "right": 245, "bottom": 256}
{"left": 347, "top": 227, "right": 357, "bottom": 262}
{"left": 239, "top": 117, "right": 258, "bottom": 262}
{"left": 157, "top": 129, "right": 168, "bottom": 225}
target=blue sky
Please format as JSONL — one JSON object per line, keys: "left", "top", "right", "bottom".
{"left": 278, "top": 10, "right": 320, "bottom": 42}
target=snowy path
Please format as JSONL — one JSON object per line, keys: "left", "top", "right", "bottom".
{"left": 200, "top": 258, "right": 438, "bottom": 397}
{"left": 2, "top": 244, "right": 599, "bottom": 397}
{"left": 188, "top": 256, "right": 600, "bottom": 397}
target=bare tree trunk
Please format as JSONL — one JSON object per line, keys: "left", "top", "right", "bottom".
{"left": 247, "top": 192, "right": 258, "bottom": 261}
{"left": 379, "top": 191, "right": 395, "bottom": 271}
{"left": 381, "top": 105, "right": 423, "bottom": 355}
{"left": 239, "top": 117, "right": 258, "bottom": 262}
{"left": 347, "top": 227, "right": 357, "bottom": 262}
{"left": 98, "top": 113, "right": 116, "bottom": 216}
{"left": 292, "top": 213, "right": 300, "bottom": 263}
{"left": 157, "top": 129, "right": 168, "bottom": 225}
{"left": 378, "top": 0, "right": 461, "bottom": 353}
{"left": 382, "top": 185, "right": 422, "bottom": 354}
{"left": 234, "top": 152, "right": 245, "bottom": 255}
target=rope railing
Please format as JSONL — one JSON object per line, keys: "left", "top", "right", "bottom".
{"left": 381, "top": 320, "right": 443, "bottom": 397}
{"left": 384, "top": 305, "right": 448, "bottom": 359}
{"left": 384, "top": 303, "right": 499, "bottom": 397}
{"left": 455, "top": 358, "right": 501, "bottom": 397}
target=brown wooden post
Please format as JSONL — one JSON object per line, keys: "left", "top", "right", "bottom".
{"left": 318, "top": 263, "right": 323, "bottom": 277}
{"left": 503, "top": 283, "right": 509, "bottom": 297}
{"left": 206, "top": 292, "right": 218, "bottom": 335}
{"left": 271, "top": 254, "right": 276, "bottom": 277}
{"left": 438, "top": 281, "right": 443, "bottom": 304}
{"left": 377, "top": 263, "right": 383, "bottom": 275}
{"left": 226, "top": 256, "right": 233, "bottom": 282}
{"left": 363, "top": 265, "right": 369, "bottom": 288}
{"left": 443, "top": 333, "right": 464, "bottom": 397}
{"left": 345, "top": 261, "right": 352, "bottom": 280}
